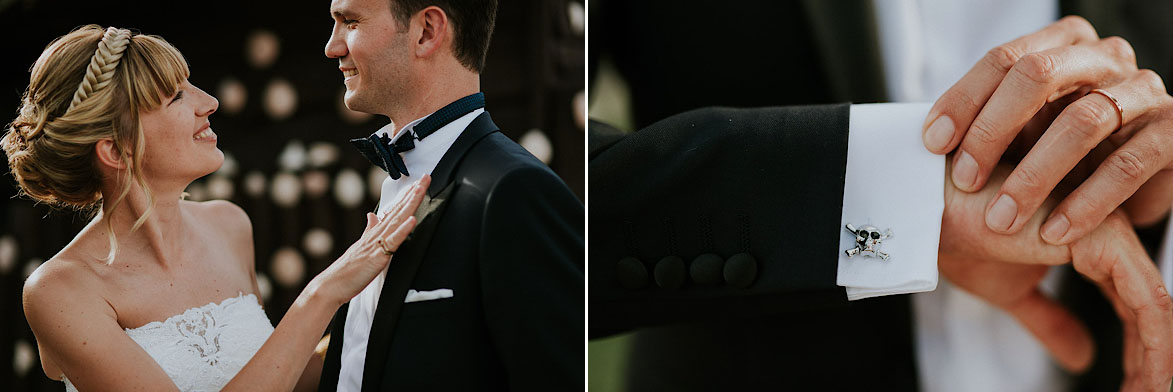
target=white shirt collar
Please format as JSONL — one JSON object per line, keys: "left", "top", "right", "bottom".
{"left": 372, "top": 113, "right": 427, "bottom": 141}
{"left": 373, "top": 107, "right": 484, "bottom": 213}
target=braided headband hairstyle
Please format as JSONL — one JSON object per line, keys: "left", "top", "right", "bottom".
{"left": 68, "top": 27, "right": 133, "bottom": 116}
{"left": 1, "top": 25, "right": 190, "bottom": 263}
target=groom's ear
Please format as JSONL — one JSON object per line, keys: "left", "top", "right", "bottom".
{"left": 415, "top": 6, "right": 450, "bottom": 58}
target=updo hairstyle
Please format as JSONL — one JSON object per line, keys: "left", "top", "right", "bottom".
{"left": 1, "top": 25, "right": 190, "bottom": 262}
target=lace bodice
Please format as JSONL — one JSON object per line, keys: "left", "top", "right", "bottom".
{"left": 63, "top": 293, "right": 274, "bottom": 391}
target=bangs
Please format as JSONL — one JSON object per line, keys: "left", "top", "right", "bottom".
{"left": 122, "top": 34, "right": 190, "bottom": 112}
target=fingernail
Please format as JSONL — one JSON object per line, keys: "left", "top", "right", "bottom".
{"left": 924, "top": 115, "right": 954, "bottom": 152}
{"left": 1041, "top": 214, "right": 1070, "bottom": 244}
{"left": 986, "top": 194, "right": 1018, "bottom": 232}
{"left": 952, "top": 151, "right": 979, "bottom": 191}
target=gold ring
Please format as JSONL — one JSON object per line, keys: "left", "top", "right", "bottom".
{"left": 1088, "top": 88, "right": 1124, "bottom": 133}
{"left": 377, "top": 239, "right": 393, "bottom": 256}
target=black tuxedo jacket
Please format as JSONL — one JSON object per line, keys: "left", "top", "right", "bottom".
{"left": 320, "top": 112, "right": 584, "bottom": 391}
{"left": 590, "top": 0, "right": 1173, "bottom": 390}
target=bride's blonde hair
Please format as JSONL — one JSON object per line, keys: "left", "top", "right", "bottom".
{"left": 1, "top": 25, "right": 190, "bottom": 263}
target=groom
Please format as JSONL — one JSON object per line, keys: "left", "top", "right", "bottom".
{"left": 317, "top": 0, "right": 584, "bottom": 390}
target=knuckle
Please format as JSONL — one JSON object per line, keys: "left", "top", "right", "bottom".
{"left": 1154, "top": 289, "right": 1173, "bottom": 313}
{"left": 943, "top": 88, "right": 984, "bottom": 114}
{"left": 1060, "top": 15, "right": 1097, "bottom": 39}
{"left": 1063, "top": 197, "right": 1101, "bottom": 237}
{"left": 1066, "top": 98, "right": 1115, "bottom": 133}
{"left": 1014, "top": 53, "right": 1059, "bottom": 85}
{"left": 1010, "top": 164, "right": 1048, "bottom": 193}
{"left": 984, "top": 45, "right": 1023, "bottom": 73}
{"left": 1101, "top": 36, "right": 1137, "bottom": 64}
{"left": 1137, "top": 69, "right": 1167, "bottom": 95}
{"left": 1071, "top": 241, "right": 1108, "bottom": 277}
{"left": 967, "top": 116, "right": 1004, "bottom": 146}
{"left": 1106, "top": 149, "right": 1149, "bottom": 183}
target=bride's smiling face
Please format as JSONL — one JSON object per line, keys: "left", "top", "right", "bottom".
{"left": 137, "top": 79, "right": 223, "bottom": 182}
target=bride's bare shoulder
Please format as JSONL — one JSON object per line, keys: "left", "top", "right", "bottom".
{"left": 23, "top": 255, "right": 110, "bottom": 335}
{"left": 24, "top": 256, "right": 103, "bottom": 307}
{"left": 21, "top": 256, "right": 108, "bottom": 381}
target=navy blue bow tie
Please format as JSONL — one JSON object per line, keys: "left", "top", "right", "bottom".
{"left": 351, "top": 92, "right": 485, "bottom": 180}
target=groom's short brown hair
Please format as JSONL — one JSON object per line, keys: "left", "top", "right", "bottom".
{"left": 390, "top": 0, "right": 497, "bottom": 73}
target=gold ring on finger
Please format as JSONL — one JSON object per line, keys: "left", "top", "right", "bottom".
{"left": 377, "top": 239, "right": 394, "bottom": 256}
{"left": 1088, "top": 88, "right": 1124, "bottom": 133}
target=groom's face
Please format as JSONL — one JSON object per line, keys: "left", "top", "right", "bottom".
{"left": 326, "top": 0, "right": 413, "bottom": 116}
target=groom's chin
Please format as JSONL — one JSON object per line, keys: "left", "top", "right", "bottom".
{"left": 342, "top": 92, "right": 371, "bottom": 115}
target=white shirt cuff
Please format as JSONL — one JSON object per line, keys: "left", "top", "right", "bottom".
{"left": 837, "top": 103, "right": 944, "bottom": 301}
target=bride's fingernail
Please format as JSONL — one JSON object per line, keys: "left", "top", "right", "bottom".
{"left": 1041, "top": 214, "right": 1070, "bottom": 244}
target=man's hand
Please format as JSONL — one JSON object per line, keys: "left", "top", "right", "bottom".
{"left": 940, "top": 162, "right": 1173, "bottom": 389}
{"left": 1070, "top": 212, "right": 1173, "bottom": 391}
{"left": 924, "top": 15, "right": 1173, "bottom": 245}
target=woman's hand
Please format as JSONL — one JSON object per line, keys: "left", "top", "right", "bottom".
{"left": 924, "top": 15, "right": 1173, "bottom": 245}
{"left": 224, "top": 175, "right": 429, "bottom": 392}
{"left": 310, "top": 175, "right": 430, "bottom": 306}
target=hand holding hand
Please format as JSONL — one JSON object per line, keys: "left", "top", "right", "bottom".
{"left": 940, "top": 163, "right": 1173, "bottom": 389}
{"left": 925, "top": 16, "right": 1173, "bottom": 245}
{"left": 1069, "top": 210, "right": 1173, "bottom": 391}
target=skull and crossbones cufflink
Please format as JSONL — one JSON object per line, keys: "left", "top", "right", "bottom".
{"left": 844, "top": 223, "right": 892, "bottom": 260}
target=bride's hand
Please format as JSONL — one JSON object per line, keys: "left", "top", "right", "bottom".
{"left": 924, "top": 16, "right": 1173, "bottom": 245}
{"left": 311, "top": 174, "right": 430, "bottom": 306}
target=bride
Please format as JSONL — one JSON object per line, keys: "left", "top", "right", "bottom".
{"left": 5, "top": 25, "right": 428, "bottom": 391}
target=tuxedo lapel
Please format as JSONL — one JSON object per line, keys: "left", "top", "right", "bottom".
{"left": 359, "top": 111, "right": 501, "bottom": 391}
{"left": 359, "top": 183, "right": 455, "bottom": 392}
{"left": 427, "top": 111, "right": 500, "bottom": 195}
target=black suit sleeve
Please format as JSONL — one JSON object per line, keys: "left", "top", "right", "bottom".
{"left": 478, "top": 166, "right": 585, "bottom": 390}
{"left": 588, "top": 104, "right": 853, "bottom": 337}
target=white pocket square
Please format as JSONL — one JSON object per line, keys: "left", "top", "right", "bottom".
{"left": 404, "top": 288, "right": 454, "bottom": 303}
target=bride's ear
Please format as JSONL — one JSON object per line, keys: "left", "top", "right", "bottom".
{"left": 94, "top": 138, "right": 128, "bottom": 170}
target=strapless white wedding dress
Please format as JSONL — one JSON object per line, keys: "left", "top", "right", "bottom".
{"left": 63, "top": 293, "right": 274, "bottom": 391}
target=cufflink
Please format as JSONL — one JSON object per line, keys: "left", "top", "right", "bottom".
{"left": 844, "top": 223, "right": 892, "bottom": 260}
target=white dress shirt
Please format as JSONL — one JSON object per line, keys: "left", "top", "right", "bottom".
{"left": 336, "top": 107, "right": 485, "bottom": 392}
